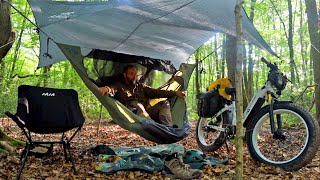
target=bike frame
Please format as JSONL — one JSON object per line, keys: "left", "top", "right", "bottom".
{"left": 211, "top": 81, "right": 274, "bottom": 127}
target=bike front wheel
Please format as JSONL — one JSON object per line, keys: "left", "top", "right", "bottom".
{"left": 246, "top": 103, "right": 319, "bottom": 171}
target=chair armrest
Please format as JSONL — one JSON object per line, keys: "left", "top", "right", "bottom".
{"left": 5, "top": 111, "right": 26, "bottom": 129}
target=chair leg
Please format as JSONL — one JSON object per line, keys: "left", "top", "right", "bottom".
{"left": 63, "top": 143, "right": 69, "bottom": 162}
{"left": 62, "top": 142, "right": 77, "bottom": 175}
{"left": 17, "top": 144, "right": 31, "bottom": 180}
{"left": 66, "top": 143, "right": 78, "bottom": 175}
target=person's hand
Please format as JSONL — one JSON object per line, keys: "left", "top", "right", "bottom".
{"left": 176, "top": 91, "right": 187, "bottom": 97}
{"left": 98, "top": 86, "right": 114, "bottom": 96}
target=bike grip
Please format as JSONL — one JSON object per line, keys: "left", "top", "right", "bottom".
{"left": 261, "top": 57, "right": 270, "bottom": 65}
{"left": 225, "top": 87, "right": 236, "bottom": 95}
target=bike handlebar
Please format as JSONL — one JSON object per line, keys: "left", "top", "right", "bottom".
{"left": 261, "top": 57, "right": 278, "bottom": 71}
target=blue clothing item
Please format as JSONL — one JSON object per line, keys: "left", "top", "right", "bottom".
{"left": 95, "top": 153, "right": 164, "bottom": 174}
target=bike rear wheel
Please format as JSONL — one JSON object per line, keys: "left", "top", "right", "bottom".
{"left": 196, "top": 112, "right": 232, "bottom": 151}
{"left": 246, "top": 103, "right": 319, "bottom": 171}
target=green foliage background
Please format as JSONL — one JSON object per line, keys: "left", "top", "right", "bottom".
{"left": 0, "top": 0, "right": 317, "bottom": 122}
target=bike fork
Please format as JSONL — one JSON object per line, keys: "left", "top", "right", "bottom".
{"left": 268, "top": 95, "right": 284, "bottom": 140}
{"left": 269, "top": 98, "right": 276, "bottom": 133}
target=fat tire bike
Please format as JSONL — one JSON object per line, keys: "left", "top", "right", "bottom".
{"left": 196, "top": 57, "right": 320, "bottom": 171}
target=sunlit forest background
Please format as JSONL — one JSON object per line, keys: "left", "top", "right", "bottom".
{"left": 0, "top": 0, "right": 318, "bottom": 122}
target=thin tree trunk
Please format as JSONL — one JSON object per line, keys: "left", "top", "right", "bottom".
{"left": 195, "top": 51, "right": 200, "bottom": 95}
{"left": 214, "top": 34, "right": 220, "bottom": 80}
{"left": 222, "top": 35, "right": 226, "bottom": 78}
{"left": 242, "top": 44, "right": 248, "bottom": 108}
{"left": 43, "top": 66, "right": 51, "bottom": 87}
{"left": 255, "top": 51, "right": 261, "bottom": 91}
{"left": 305, "top": 0, "right": 320, "bottom": 121}
{"left": 288, "top": 0, "right": 296, "bottom": 85}
{"left": 248, "top": 45, "right": 254, "bottom": 94}
{"left": 226, "top": 35, "right": 237, "bottom": 85}
{"left": 248, "top": 0, "right": 256, "bottom": 99}
{"left": 235, "top": 0, "right": 244, "bottom": 179}
{"left": 9, "top": 18, "right": 26, "bottom": 79}
{"left": 208, "top": 43, "right": 213, "bottom": 83}
{"left": 242, "top": 45, "right": 247, "bottom": 88}
{"left": 8, "top": 2, "right": 29, "bottom": 79}
{"left": 309, "top": 46, "right": 313, "bottom": 85}
{"left": 300, "top": 0, "right": 307, "bottom": 86}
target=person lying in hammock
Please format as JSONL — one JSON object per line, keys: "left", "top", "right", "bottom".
{"left": 98, "top": 65, "right": 186, "bottom": 126}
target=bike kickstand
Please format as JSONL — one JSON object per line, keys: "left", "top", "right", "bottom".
{"left": 223, "top": 140, "right": 231, "bottom": 163}
{"left": 224, "top": 140, "right": 230, "bottom": 155}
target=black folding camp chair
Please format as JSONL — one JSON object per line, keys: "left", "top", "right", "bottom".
{"left": 5, "top": 85, "right": 85, "bottom": 180}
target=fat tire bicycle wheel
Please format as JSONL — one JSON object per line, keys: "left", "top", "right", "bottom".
{"left": 246, "top": 103, "right": 319, "bottom": 171}
{"left": 196, "top": 111, "right": 232, "bottom": 151}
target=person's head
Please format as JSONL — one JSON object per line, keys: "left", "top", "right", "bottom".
{"left": 123, "top": 65, "right": 137, "bottom": 85}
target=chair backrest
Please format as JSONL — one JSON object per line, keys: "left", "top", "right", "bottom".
{"left": 16, "top": 85, "right": 85, "bottom": 134}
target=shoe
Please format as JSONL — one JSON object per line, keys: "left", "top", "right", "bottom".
{"left": 162, "top": 153, "right": 201, "bottom": 179}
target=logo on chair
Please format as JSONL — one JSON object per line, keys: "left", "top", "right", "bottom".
{"left": 42, "top": 92, "right": 55, "bottom": 97}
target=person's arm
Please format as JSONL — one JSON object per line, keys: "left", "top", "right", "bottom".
{"left": 143, "top": 84, "right": 187, "bottom": 99}
{"left": 98, "top": 86, "right": 113, "bottom": 96}
{"left": 175, "top": 91, "right": 187, "bottom": 97}
{"left": 98, "top": 83, "right": 118, "bottom": 96}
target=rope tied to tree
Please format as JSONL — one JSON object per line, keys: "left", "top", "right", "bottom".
{"left": 3, "top": 0, "right": 37, "bottom": 28}
{"left": 0, "top": 39, "right": 15, "bottom": 50}
{"left": 194, "top": 44, "right": 223, "bottom": 75}
{"left": 3, "top": 0, "right": 55, "bottom": 58}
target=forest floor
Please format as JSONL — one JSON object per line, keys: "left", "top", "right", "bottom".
{"left": 0, "top": 118, "right": 319, "bottom": 180}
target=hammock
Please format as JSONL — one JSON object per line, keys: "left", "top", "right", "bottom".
{"left": 58, "top": 44, "right": 195, "bottom": 144}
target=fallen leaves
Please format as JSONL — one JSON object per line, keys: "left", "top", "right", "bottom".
{"left": 0, "top": 119, "right": 319, "bottom": 180}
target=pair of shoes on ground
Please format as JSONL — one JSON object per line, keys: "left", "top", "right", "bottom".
{"left": 162, "top": 153, "right": 201, "bottom": 179}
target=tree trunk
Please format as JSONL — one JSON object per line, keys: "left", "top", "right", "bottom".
{"left": 0, "top": 1, "right": 11, "bottom": 146}
{"left": 305, "top": 0, "right": 320, "bottom": 122}
{"left": 309, "top": 47, "right": 313, "bottom": 85}
{"left": 195, "top": 51, "right": 200, "bottom": 94}
{"left": 0, "top": 0, "right": 24, "bottom": 154}
{"left": 299, "top": 0, "right": 307, "bottom": 86}
{"left": 248, "top": 0, "right": 256, "bottom": 98}
{"left": 235, "top": 0, "right": 244, "bottom": 179}
{"left": 214, "top": 34, "right": 220, "bottom": 79}
{"left": 288, "top": 0, "right": 296, "bottom": 85}
{"left": 9, "top": 13, "right": 27, "bottom": 79}
{"left": 254, "top": 51, "right": 261, "bottom": 91}
{"left": 226, "top": 35, "right": 237, "bottom": 85}
{"left": 0, "top": 0, "right": 15, "bottom": 61}
{"left": 221, "top": 35, "right": 226, "bottom": 78}
{"left": 242, "top": 44, "right": 248, "bottom": 108}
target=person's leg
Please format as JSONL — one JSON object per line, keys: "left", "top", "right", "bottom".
{"left": 147, "top": 100, "right": 173, "bottom": 126}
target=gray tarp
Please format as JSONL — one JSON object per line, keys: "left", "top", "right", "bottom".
{"left": 28, "top": 0, "right": 277, "bottom": 68}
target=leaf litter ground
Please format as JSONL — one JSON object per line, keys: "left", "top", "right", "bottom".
{"left": 0, "top": 118, "right": 319, "bottom": 180}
